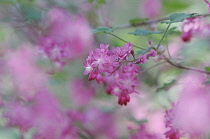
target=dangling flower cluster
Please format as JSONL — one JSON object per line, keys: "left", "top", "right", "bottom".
{"left": 181, "top": 17, "right": 210, "bottom": 42}
{"left": 204, "top": 0, "right": 210, "bottom": 13}
{"left": 83, "top": 43, "right": 157, "bottom": 105}
{"left": 38, "top": 8, "right": 93, "bottom": 70}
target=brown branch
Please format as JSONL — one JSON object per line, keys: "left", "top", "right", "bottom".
{"left": 113, "top": 13, "right": 210, "bottom": 29}
{"left": 166, "top": 58, "right": 210, "bottom": 74}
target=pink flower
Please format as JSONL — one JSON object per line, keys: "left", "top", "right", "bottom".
{"left": 3, "top": 100, "right": 33, "bottom": 132}
{"left": 135, "top": 49, "right": 157, "bottom": 64}
{"left": 83, "top": 108, "right": 118, "bottom": 138}
{"left": 38, "top": 8, "right": 93, "bottom": 70}
{"left": 139, "top": 0, "right": 162, "bottom": 18}
{"left": 7, "top": 45, "right": 47, "bottom": 100}
{"left": 3, "top": 90, "right": 79, "bottom": 139}
{"left": 70, "top": 79, "right": 95, "bottom": 107}
{"left": 83, "top": 43, "right": 142, "bottom": 105}
{"left": 181, "top": 17, "right": 210, "bottom": 42}
{"left": 135, "top": 54, "right": 148, "bottom": 64}
{"left": 164, "top": 73, "right": 210, "bottom": 138}
{"left": 129, "top": 123, "right": 161, "bottom": 139}
{"left": 204, "top": 0, "right": 210, "bottom": 13}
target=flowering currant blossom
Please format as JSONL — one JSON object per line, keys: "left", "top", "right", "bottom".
{"left": 38, "top": 8, "right": 93, "bottom": 70}
{"left": 181, "top": 17, "right": 210, "bottom": 42}
{"left": 83, "top": 43, "right": 157, "bottom": 105}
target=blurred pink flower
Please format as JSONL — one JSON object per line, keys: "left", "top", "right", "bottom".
{"left": 70, "top": 79, "right": 95, "bottom": 107}
{"left": 181, "top": 17, "right": 210, "bottom": 42}
{"left": 83, "top": 108, "right": 118, "bottom": 138}
{"left": 129, "top": 123, "right": 161, "bottom": 139}
{"left": 39, "top": 8, "right": 93, "bottom": 69}
{"left": 7, "top": 45, "right": 47, "bottom": 100}
{"left": 165, "top": 73, "right": 210, "bottom": 138}
{"left": 139, "top": 0, "right": 162, "bottom": 18}
{"left": 204, "top": 0, "right": 210, "bottom": 13}
{"left": 3, "top": 90, "right": 79, "bottom": 139}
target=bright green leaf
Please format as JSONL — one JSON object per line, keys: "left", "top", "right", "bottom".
{"left": 0, "top": 0, "right": 15, "bottom": 4}
{"left": 161, "top": 13, "right": 199, "bottom": 24}
{"left": 129, "top": 18, "right": 148, "bottom": 26}
{"left": 205, "top": 67, "right": 210, "bottom": 72}
{"left": 129, "top": 29, "right": 162, "bottom": 36}
{"left": 163, "top": 0, "right": 190, "bottom": 13}
{"left": 88, "top": 0, "right": 106, "bottom": 3}
{"left": 156, "top": 79, "right": 176, "bottom": 92}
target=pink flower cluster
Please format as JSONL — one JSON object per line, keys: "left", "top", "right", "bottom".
{"left": 181, "top": 17, "right": 210, "bottom": 42}
{"left": 139, "top": 0, "right": 162, "bottom": 18}
{"left": 3, "top": 90, "right": 78, "bottom": 139}
{"left": 70, "top": 79, "right": 95, "bottom": 107}
{"left": 38, "top": 8, "right": 93, "bottom": 70}
{"left": 164, "top": 73, "right": 210, "bottom": 139}
{"left": 83, "top": 43, "right": 157, "bottom": 105}
{"left": 7, "top": 45, "right": 47, "bottom": 100}
{"left": 204, "top": 0, "right": 210, "bottom": 13}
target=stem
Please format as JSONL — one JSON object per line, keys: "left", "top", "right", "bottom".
{"left": 108, "top": 33, "right": 146, "bottom": 50}
{"left": 157, "top": 23, "right": 171, "bottom": 49}
{"left": 141, "top": 61, "right": 167, "bottom": 74}
{"left": 114, "top": 13, "right": 210, "bottom": 29}
{"left": 116, "top": 17, "right": 170, "bottom": 29}
{"left": 165, "top": 36, "right": 172, "bottom": 58}
{"left": 140, "top": 47, "right": 152, "bottom": 56}
{"left": 166, "top": 58, "right": 210, "bottom": 74}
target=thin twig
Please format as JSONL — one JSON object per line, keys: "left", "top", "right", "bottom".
{"left": 115, "top": 17, "right": 170, "bottom": 29}
{"left": 114, "top": 13, "right": 210, "bottom": 29}
{"left": 108, "top": 33, "right": 146, "bottom": 50}
{"left": 157, "top": 23, "right": 171, "bottom": 49}
{"left": 165, "top": 36, "right": 172, "bottom": 59}
{"left": 141, "top": 61, "right": 167, "bottom": 74}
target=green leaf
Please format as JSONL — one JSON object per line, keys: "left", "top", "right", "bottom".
{"left": 0, "top": 17, "right": 12, "bottom": 22}
{"left": 205, "top": 67, "right": 210, "bottom": 72}
{"left": 129, "top": 29, "right": 162, "bottom": 36}
{"left": 129, "top": 18, "right": 148, "bottom": 26}
{"left": 161, "top": 13, "right": 199, "bottom": 24}
{"left": 19, "top": 5, "right": 42, "bottom": 23}
{"left": 128, "top": 117, "right": 148, "bottom": 124}
{"left": 156, "top": 79, "right": 176, "bottom": 92}
{"left": 166, "top": 27, "right": 177, "bottom": 35}
{"left": 163, "top": 0, "right": 190, "bottom": 13}
{"left": 88, "top": 0, "right": 106, "bottom": 7}
{"left": 137, "top": 50, "right": 145, "bottom": 55}
{"left": 93, "top": 26, "right": 116, "bottom": 34}
{"left": 0, "top": 0, "right": 15, "bottom": 4}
